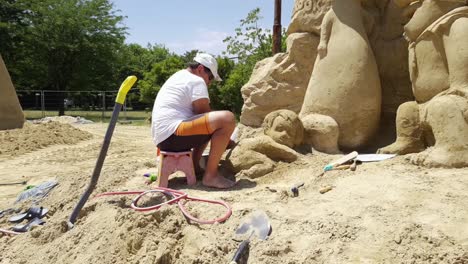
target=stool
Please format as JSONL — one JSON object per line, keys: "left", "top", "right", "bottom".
{"left": 156, "top": 150, "right": 196, "bottom": 188}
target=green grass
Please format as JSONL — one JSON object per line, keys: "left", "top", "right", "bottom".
{"left": 23, "top": 110, "right": 151, "bottom": 125}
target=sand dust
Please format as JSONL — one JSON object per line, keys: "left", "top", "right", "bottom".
{"left": 0, "top": 122, "right": 467, "bottom": 263}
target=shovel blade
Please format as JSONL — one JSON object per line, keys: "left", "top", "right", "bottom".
{"left": 235, "top": 210, "right": 271, "bottom": 241}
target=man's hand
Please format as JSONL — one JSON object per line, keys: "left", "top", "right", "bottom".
{"left": 192, "top": 98, "right": 211, "bottom": 114}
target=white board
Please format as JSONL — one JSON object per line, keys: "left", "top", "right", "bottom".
{"left": 356, "top": 154, "right": 397, "bottom": 162}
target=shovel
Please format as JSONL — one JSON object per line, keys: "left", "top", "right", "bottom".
{"left": 67, "top": 76, "right": 137, "bottom": 229}
{"left": 230, "top": 210, "right": 271, "bottom": 264}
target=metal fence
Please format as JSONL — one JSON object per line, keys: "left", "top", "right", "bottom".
{"left": 16, "top": 89, "right": 152, "bottom": 122}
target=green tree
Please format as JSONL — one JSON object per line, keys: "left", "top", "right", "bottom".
{"left": 0, "top": 0, "right": 30, "bottom": 77}
{"left": 116, "top": 43, "right": 172, "bottom": 110}
{"left": 216, "top": 7, "right": 287, "bottom": 116}
{"left": 139, "top": 55, "right": 185, "bottom": 103}
{"left": 116, "top": 43, "right": 170, "bottom": 81}
{"left": 209, "top": 56, "right": 236, "bottom": 111}
{"left": 223, "top": 8, "right": 274, "bottom": 65}
{"left": 180, "top": 49, "right": 199, "bottom": 64}
{"left": 6, "top": 0, "right": 126, "bottom": 115}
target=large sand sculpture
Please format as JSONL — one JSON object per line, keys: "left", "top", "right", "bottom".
{"left": 240, "top": 34, "right": 319, "bottom": 127}
{"left": 234, "top": 0, "right": 411, "bottom": 171}
{"left": 239, "top": 0, "right": 412, "bottom": 139}
{"left": 299, "top": 0, "right": 381, "bottom": 152}
{"left": 378, "top": 0, "right": 468, "bottom": 168}
{"left": 0, "top": 54, "right": 24, "bottom": 130}
{"left": 239, "top": 0, "right": 330, "bottom": 127}
{"left": 235, "top": 0, "right": 467, "bottom": 168}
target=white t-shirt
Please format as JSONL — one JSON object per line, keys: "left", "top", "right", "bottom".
{"left": 151, "top": 69, "right": 210, "bottom": 146}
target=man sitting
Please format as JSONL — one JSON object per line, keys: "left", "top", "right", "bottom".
{"left": 151, "top": 53, "right": 236, "bottom": 188}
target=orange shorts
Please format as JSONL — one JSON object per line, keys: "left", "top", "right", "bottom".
{"left": 158, "top": 114, "right": 213, "bottom": 152}
{"left": 175, "top": 113, "right": 213, "bottom": 136}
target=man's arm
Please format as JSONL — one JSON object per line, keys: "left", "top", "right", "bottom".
{"left": 192, "top": 98, "right": 211, "bottom": 114}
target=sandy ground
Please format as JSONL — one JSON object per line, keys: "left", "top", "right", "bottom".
{"left": 0, "top": 120, "right": 467, "bottom": 264}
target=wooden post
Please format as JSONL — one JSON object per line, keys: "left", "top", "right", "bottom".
{"left": 272, "top": 0, "right": 282, "bottom": 54}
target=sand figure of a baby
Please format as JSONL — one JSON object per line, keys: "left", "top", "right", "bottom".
{"left": 226, "top": 110, "right": 303, "bottom": 179}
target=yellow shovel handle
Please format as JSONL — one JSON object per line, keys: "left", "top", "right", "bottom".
{"left": 115, "top": 76, "right": 137, "bottom": 104}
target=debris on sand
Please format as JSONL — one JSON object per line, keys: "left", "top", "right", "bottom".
{"left": 32, "top": 116, "right": 93, "bottom": 125}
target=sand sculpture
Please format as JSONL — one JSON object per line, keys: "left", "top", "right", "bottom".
{"left": 378, "top": 0, "right": 468, "bottom": 168}
{"left": 237, "top": 0, "right": 467, "bottom": 169}
{"left": 239, "top": 0, "right": 413, "bottom": 151}
{"left": 299, "top": 0, "right": 382, "bottom": 151}
{"left": 239, "top": 0, "right": 331, "bottom": 127}
{"left": 263, "top": 109, "right": 304, "bottom": 148}
{"left": 0, "top": 54, "right": 24, "bottom": 130}
{"left": 240, "top": 35, "right": 318, "bottom": 127}
{"left": 226, "top": 110, "right": 302, "bottom": 178}
{"left": 288, "top": 0, "right": 332, "bottom": 35}
{"left": 367, "top": 0, "right": 414, "bottom": 115}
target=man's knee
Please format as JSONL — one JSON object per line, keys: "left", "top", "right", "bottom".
{"left": 209, "top": 111, "right": 236, "bottom": 130}
{"left": 221, "top": 111, "right": 236, "bottom": 126}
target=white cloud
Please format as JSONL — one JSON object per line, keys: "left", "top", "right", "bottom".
{"left": 166, "top": 28, "right": 230, "bottom": 56}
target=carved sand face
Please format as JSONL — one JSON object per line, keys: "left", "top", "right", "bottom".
{"left": 263, "top": 110, "right": 304, "bottom": 148}
{"left": 270, "top": 117, "right": 296, "bottom": 147}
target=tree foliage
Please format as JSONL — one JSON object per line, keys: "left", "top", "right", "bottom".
{"left": 116, "top": 43, "right": 170, "bottom": 82}
{"left": 209, "top": 57, "right": 236, "bottom": 111}
{"left": 214, "top": 7, "right": 286, "bottom": 115}
{"left": 26, "top": 0, "right": 126, "bottom": 91}
{"left": 1, "top": 3, "right": 286, "bottom": 116}
{"left": 1, "top": 0, "right": 126, "bottom": 114}
{"left": 223, "top": 8, "right": 274, "bottom": 65}
{"left": 139, "top": 55, "right": 185, "bottom": 104}
{"left": 0, "top": 0, "right": 34, "bottom": 82}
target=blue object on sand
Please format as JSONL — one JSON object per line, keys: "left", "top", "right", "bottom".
{"left": 15, "top": 180, "right": 58, "bottom": 204}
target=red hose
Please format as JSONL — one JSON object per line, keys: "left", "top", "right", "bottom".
{"left": 95, "top": 187, "right": 232, "bottom": 224}
{"left": 177, "top": 196, "right": 232, "bottom": 224}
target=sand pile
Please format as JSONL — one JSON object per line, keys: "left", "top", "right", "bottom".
{"left": 0, "top": 121, "right": 93, "bottom": 158}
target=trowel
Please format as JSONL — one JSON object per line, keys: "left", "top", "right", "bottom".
{"left": 230, "top": 210, "right": 271, "bottom": 264}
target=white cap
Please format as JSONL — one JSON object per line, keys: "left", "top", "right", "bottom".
{"left": 194, "top": 53, "right": 222, "bottom": 81}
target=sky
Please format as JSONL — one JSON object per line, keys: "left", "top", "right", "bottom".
{"left": 110, "top": 0, "right": 294, "bottom": 55}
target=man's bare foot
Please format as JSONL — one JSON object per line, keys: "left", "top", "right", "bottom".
{"left": 202, "top": 175, "right": 236, "bottom": 189}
